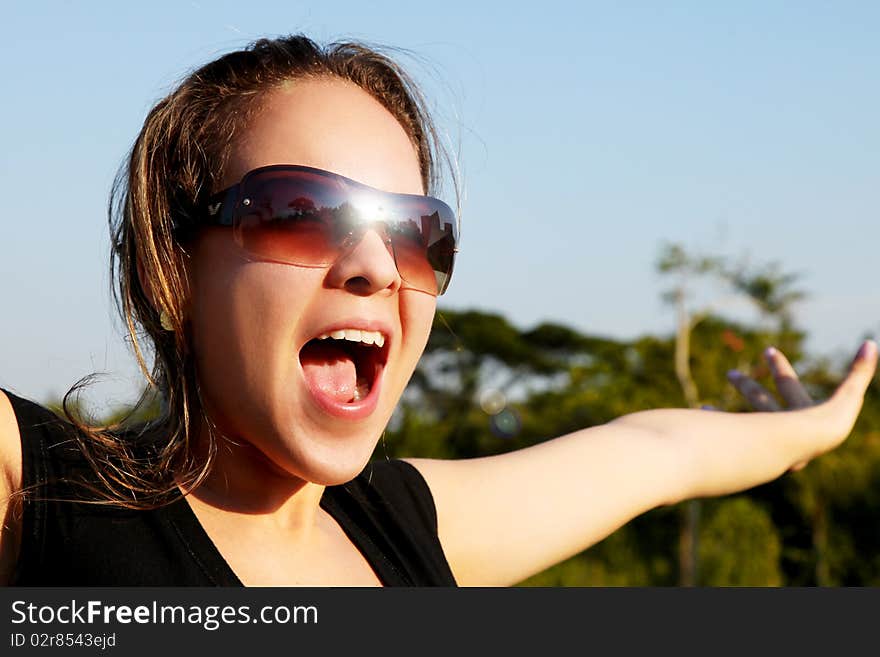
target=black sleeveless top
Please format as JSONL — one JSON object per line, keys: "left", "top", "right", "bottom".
{"left": 4, "top": 390, "right": 456, "bottom": 586}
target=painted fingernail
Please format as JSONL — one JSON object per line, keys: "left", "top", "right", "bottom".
{"left": 857, "top": 340, "right": 877, "bottom": 360}
{"left": 700, "top": 404, "right": 718, "bottom": 411}
{"left": 726, "top": 370, "right": 741, "bottom": 381}
{"left": 764, "top": 347, "right": 778, "bottom": 374}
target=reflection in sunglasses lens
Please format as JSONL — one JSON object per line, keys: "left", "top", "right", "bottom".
{"left": 232, "top": 169, "right": 456, "bottom": 294}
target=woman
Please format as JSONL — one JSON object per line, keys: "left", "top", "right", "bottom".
{"left": 0, "top": 35, "right": 874, "bottom": 586}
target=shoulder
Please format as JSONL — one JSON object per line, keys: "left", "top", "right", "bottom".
{"left": 0, "top": 389, "right": 25, "bottom": 585}
{"left": 364, "top": 458, "right": 433, "bottom": 493}
{"left": 0, "top": 389, "right": 24, "bottom": 505}
{"left": 336, "top": 458, "right": 441, "bottom": 532}
{"left": 325, "top": 458, "right": 457, "bottom": 585}
{"left": 0, "top": 388, "right": 88, "bottom": 507}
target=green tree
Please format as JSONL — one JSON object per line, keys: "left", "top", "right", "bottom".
{"left": 698, "top": 496, "right": 783, "bottom": 586}
{"left": 657, "top": 242, "right": 806, "bottom": 586}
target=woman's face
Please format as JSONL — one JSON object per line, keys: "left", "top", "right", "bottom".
{"left": 187, "top": 77, "right": 437, "bottom": 486}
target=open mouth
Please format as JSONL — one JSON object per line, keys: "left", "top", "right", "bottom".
{"left": 299, "top": 329, "right": 389, "bottom": 407}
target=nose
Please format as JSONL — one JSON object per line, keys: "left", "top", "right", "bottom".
{"left": 324, "top": 228, "right": 402, "bottom": 296}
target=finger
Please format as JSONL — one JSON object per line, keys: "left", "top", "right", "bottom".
{"left": 791, "top": 340, "right": 878, "bottom": 465}
{"left": 727, "top": 370, "right": 782, "bottom": 411}
{"left": 764, "top": 346, "right": 813, "bottom": 409}
{"left": 827, "top": 340, "right": 878, "bottom": 425}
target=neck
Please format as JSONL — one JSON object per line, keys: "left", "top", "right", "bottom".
{"left": 180, "top": 417, "right": 325, "bottom": 534}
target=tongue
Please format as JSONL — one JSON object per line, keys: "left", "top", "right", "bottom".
{"left": 300, "top": 341, "right": 357, "bottom": 403}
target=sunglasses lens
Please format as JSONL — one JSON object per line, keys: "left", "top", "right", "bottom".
{"left": 232, "top": 168, "right": 457, "bottom": 294}
{"left": 235, "top": 169, "right": 347, "bottom": 266}
{"left": 387, "top": 198, "right": 457, "bottom": 295}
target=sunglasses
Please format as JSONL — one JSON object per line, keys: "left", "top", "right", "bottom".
{"left": 194, "top": 164, "right": 459, "bottom": 296}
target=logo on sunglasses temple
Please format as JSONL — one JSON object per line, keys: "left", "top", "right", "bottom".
{"left": 207, "top": 202, "right": 222, "bottom": 216}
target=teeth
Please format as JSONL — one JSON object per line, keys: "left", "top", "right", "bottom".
{"left": 315, "top": 329, "right": 386, "bottom": 348}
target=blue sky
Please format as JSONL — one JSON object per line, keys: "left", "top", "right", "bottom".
{"left": 1, "top": 1, "right": 878, "bottom": 406}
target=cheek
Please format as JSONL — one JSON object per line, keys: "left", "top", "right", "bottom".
{"left": 399, "top": 294, "right": 436, "bottom": 372}
{"left": 188, "top": 261, "right": 321, "bottom": 432}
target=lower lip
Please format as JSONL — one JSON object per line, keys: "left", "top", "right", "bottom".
{"left": 303, "top": 365, "right": 385, "bottom": 421}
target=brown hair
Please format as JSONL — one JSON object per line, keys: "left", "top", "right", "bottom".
{"left": 60, "top": 35, "right": 453, "bottom": 508}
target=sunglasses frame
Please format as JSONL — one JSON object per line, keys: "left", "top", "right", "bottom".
{"left": 194, "top": 164, "right": 458, "bottom": 296}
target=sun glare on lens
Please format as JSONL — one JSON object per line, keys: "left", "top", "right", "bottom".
{"left": 350, "top": 192, "right": 388, "bottom": 224}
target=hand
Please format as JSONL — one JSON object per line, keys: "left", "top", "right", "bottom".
{"left": 726, "top": 340, "right": 878, "bottom": 471}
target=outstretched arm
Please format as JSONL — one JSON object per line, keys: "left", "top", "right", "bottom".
{"left": 408, "top": 340, "right": 877, "bottom": 586}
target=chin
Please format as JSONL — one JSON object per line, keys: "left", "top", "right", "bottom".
{"left": 270, "top": 422, "right": 385, "bottom": 487}
{"left": 293, "top": 450, "right": 376, "bottom": 487}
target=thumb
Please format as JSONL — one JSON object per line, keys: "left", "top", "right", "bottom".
{"left": 827, "top": 339, "right": 877, "bottom": 433}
